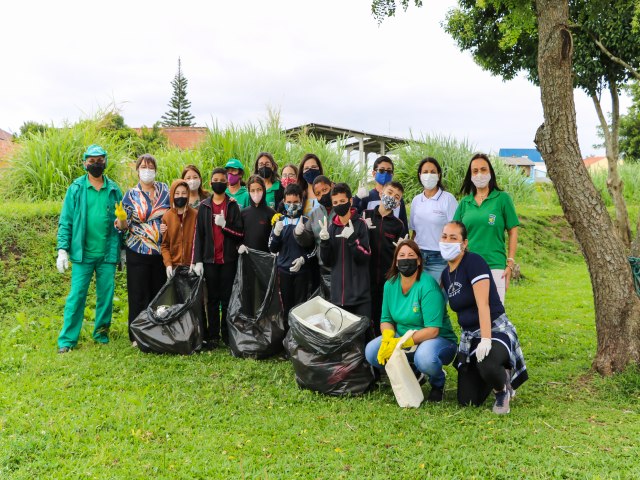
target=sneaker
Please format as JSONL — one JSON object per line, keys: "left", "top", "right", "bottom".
{"left": 58, "top": 347, "right": 71, "bottom": 354}
{"left": 131, "top": 341, "right": 138, "bottom": 348}
{"left": 427, "top": 385, "right": 444, "bottom": 402}
{"left": 505, "top": 369, "right": 516, "bottom": 399}
{"left": 493, "top": 388, "right": 511, "bottom": 414}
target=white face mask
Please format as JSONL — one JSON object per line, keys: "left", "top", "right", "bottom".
{"left": 250, "top": 192, "right": 263, "bottom": 205}
{"left": 471, "top": 173, "right": 491, "bottom": 189}
{"left": 420, "top": 173, "right": 439, "bottom": 190}
{"left": 186, "top": 179, "right": 201, "bottom": 191}
{"left": 439, "top": 241, "right": 462, "bottom": 261}
{"left": 139, "top": 168, "right": 156, "bottom": 184}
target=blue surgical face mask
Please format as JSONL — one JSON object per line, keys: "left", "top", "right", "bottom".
{"left": 375, "top": 171, "right": 393, "bottom": 185}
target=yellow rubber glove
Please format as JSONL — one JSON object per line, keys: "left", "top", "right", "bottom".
{"left": 377, "top": 329, "right": 398, "bottom": 366}
{"left": 271, "top": 212, "right": 283, "bottom": 226}
{"left": 115, "top": 202, "right": 127, "bottom": 221}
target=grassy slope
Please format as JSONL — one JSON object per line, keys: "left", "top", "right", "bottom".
{"left": 1, "top": 203, "right": 639, "bottom": 479}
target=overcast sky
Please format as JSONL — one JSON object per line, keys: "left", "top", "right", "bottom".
{"left": 2, "top": 0, "right": 629, "bottom": 156}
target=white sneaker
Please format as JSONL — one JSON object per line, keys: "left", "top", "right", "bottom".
{"left": 132, "top": 341, "right": 138, "bottom": 348}
{"left": 493, "top": 388, "right": 511, "bottom": 414}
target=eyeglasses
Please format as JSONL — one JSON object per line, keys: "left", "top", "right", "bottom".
{"left": 376, "top": 168, "right": 393, "bottom": 174}
{"left": 282, "top": 173, "right": 297, "bottom": 179}
{"left": 257, "top": 162, "right": 271, "bottom": 168}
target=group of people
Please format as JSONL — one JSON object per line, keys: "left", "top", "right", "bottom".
{"left": 55, "top": 145, "right": 527, "bottom": 414}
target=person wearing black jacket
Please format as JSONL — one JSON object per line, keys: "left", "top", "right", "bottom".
{"left": 269, "top": 183, "right": 316, "bottom": 326}
{"left": 239, "top": 175, "right": 277, "bottom": 253}
{"left": 319, "top": 183, "right": 372, "bottom": 318}
{"left": 363, "top": 181, "right": 406, "bottom": 336}
{"left": 192, "top": 168, "right": 244, "bottom": 348}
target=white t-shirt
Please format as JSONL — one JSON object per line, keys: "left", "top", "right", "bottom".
{"left": 409, "top": 189, "right": 458, "bottom": 251}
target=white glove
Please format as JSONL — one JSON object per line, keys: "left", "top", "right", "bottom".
{"left": 318, "top": 217, "right": 329, "bottom": 241}
{"left": 294, "top": 218, "right": 305, "bottom": 236}
{"left": 356, "top": 185, "right": 368, "bottom": 199}
{"left": 392, "top": 234, "right": 410, "bottom": 248}
{"left": 119, "top": 250, "right": 126, "bottom": 269}
{"left": 336, "top": 220, "right": 354, "bottom": 240}
{"left": 56, "top": 249, "right": 69, "bottom": 273}
{"left": 273, "top": 220, "right": 284, "bottom": 236}
{"left": 238, "top": 244, "right": 249, "bottom": 254}
{"left": 166, "top": 266, "right": 174, "bottom": 278}
{"left": 214, "top": 211, "right": 226, "bottom": 228}
{"left": 364, "top": 217, "right": 376, "bottom": 230}
{"left": 475, "top": 338, "right": 492, "bottom": 363}
{"left": 191, "top": 262, "right": 204, "bottom": 277}
{"left": 289, "top": 256, "right": 305, "bottom": 273}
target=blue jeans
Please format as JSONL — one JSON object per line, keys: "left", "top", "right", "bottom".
{"left": 421, "top": 249, "right": 447, "bottom": 283}
{"left": 365, "top": 335, "right": 457, "bottom": 388}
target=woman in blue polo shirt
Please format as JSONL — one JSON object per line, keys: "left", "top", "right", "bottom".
{"left": 440, "top": 221, "right": 527, "bottom": 414}
{"left": 453, "top": 153, "right": 519, "bottom": 303}
{"left": 409, "top": 157, "right": 458, "bottom": 282}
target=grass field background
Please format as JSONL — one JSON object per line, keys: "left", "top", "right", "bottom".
{"left": 1, "top": 202, "right": 640, "bottom": 479}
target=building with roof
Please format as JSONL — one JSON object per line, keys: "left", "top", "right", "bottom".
{"left": 498, "top": 147, "right": 547, "bottom": 182}
{"left": 498, "top": 148, "right": 543, "bottom": 163}
{"left": 133, "top": 126, "right": 209, "bottom": 150}
{"left": 0, "top": 129, "right": 18, "bottom": 168}
{"left": 583, "top": 156, "right": 613, "bottom": 171}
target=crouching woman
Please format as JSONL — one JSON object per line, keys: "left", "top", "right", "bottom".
{"left": 365, "top": 239, "right": 458, "bottom": 402}
{"left": 439, "top": 221, "right": 528, "bottom": 414}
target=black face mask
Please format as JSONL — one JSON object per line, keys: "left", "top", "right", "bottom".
{"left": 211, "top": 182, "right": 227, "bottom": 194}
{"left": 174, "top": 197, "right": 188, "bottom": 208}
{"left": 258, "top": 166, "right": 273, "bottom": 180}
{"left": 319, "top": 192, "right": 332, "bottom": 209}
{"left": 397, "top": 259, "right": 419, "bottom": 277}
{"left": 86, "top": 163, "right": 105, "bottom": 178}
{"left": 333, "top": 202, "right": 350, "bottom": 217}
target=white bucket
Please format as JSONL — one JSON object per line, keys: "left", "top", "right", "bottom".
{"left": 290, "top": 296, "right": 362, "bottom": 337}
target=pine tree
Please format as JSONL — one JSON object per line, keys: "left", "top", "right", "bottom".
{"left": 160, "top": 58, "right": 196, "bottom": 127}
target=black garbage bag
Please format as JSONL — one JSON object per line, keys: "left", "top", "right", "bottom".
{"left": 226, "top": 248, "right": 286, "bottom": 359}
{"left": 284, "top": 304, "right": 375, "bottom": 396}
{"left": 130, "top": 266, "right": 204, "bottom": 355}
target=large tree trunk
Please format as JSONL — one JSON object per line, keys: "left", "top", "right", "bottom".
{"left": 534, "top": 0, "right": 640, "bottom": 374}
{"left": 591, "top": 85, "right": 632, "bottom": 247}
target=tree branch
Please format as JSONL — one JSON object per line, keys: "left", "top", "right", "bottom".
{"left": 588, "top": 32, "right": 640, "bottom": 81}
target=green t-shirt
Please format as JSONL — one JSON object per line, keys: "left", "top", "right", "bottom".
{"left": 226, "top": 185, "right": 250, "bottom": 209}
{"left": 453, "top": 190, "right": 519, "bottom": 269}
{"left": 380, "top": 274, "right": 457, "bottom": 343}
{"left": 84, "top": 178, "right": 110, "bottom": 259}
{"left": 265, "top": 181, "right": 282, "bottom": 209}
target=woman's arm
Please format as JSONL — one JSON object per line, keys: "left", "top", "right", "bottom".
{"left": 472, "top": 279, "right": 492, "bottom": 339}
{"left": 411, "top": 327, "right": 440, "bottom": 344}
{"left": 503, "top": 226, "right": 518, "bottom": 288}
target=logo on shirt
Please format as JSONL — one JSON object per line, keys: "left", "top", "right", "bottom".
{"left": 447, "top": 281, "right": 462, "bottom": 297}
{"left": 488, "top": 214, "right": 496, "bottom": 225}
{"left": 412, "top": 302, "right": 420, "bottom": 314}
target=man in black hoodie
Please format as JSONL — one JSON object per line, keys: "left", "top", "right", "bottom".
{"left": 319, "top": 183, "right": 372, "bottom": 319}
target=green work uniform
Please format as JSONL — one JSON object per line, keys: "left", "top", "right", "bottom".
{"left": 57, "top": 174, "right": 123, "bottom": 348}
{"left": 265, "top": 180, "right": 282, "bottom": 209}
{"left": 226, "top": 185, "right": 250, "bottom": 209}
{"left": 380, "top": 274, "right": 457, "bottom": 343}
{"left": 453, "top": 190, "right": 519, "bottom": 270}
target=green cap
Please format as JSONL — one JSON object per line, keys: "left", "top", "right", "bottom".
{"left": 83, "top": 144, "right": 108, "bottom": 162}
{"left": 225, "top": 158, "right": 244, "bottom": 170}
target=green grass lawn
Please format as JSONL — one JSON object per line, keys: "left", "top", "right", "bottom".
{"left": 1, "top": 203, "right": 640, "bottom": 479}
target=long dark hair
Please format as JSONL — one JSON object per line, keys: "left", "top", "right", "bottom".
{"left": 459, "top": 153, "right": 502, "bottom": 196}
{"left": 253, "top": 152, "right": 280, "bottom": 183}
{"left": 417, "top": 157, "right": 445, "bottom": 191}
{"left": 246, "top": 174, "right": 267, "bottom": 207}
{"left": 386, "top": 239, "right": 423, "bottom": 281}
{"left": 181, "top": 164, "right": 209, "bottom": 200}
{"left": 297, "top": 153, "right": 324, "bottom": 193}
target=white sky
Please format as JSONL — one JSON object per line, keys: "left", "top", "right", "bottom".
{"left": 1, "top": 0, "right": 629, "bottom": 156}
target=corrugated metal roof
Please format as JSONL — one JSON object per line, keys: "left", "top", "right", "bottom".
{"left": 498, "top": 148, "right": 543, "bottom": 162}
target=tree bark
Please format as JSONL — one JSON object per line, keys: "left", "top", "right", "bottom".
{"left": 591, "top": 86, "right": 632, "bottom": 247}
{"left": 534, "top": 0, "right": 640, "bottom": 374}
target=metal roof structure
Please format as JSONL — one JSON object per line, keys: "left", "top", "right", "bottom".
{"left": 498, "top": 148, "right": 543, "bottom": 163}
{"left": 499, "top": 156, "right": 537, "bottom": 166}
{"left": 283, "top": 123, "right": 411, "bottom": 168}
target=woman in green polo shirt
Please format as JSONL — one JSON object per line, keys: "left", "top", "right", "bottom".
{"left": 365, "top": 239, "right": 458, "bottom": 402}
{"left": 453, "top": 153, "right": 519, "bottom": 303}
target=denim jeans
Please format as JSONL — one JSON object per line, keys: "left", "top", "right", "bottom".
{"left": 365, "top": 334, "right": 457, "bottom": 388}
{"left": 421, "top": 249, "right": 447, "bottom": 283}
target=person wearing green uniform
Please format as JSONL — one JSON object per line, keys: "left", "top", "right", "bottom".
{"left": 365, "top": 239, "right": 458, "bottom": 402}
{"left": 253, "top": 152, "right": 284, "bottom": 209}
{"left": 224, "top": 158, "right": 250, "bottom": 209}
{"left": 56, "top": 145, "right": 125, "bottom": 353}
{"left": 453, "top": 153, "right": 519, "bottom": 303}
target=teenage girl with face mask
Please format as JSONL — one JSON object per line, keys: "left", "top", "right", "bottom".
{"left": 181, "top": 164, "right": 209, "bottom": 209}
{"left": 237, "top": 175, "right": 277, "bottom": 253}
{"left": 224, "top": 158, "right": 250, "bottom": 209}
{"left": 409, "top": 157, "right": 458, "bottom": 283}
{"left": 253, "top": 152, "right": 284, "bottom": 209}
{"left": 297, "top": 153, "right": 324, "bottom": 215}
{"left": 121, "top": 153, "right": 170, "bottom": 345}
{"left": 364, "top": 239, "right": 458, "bottom": 402}
{"left": 453, "top": 153, "right": 519, "bottom": 303}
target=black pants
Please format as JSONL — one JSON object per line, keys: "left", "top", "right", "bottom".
{"left": 203, "top": 262, "right": 237, "bottom": 344}
{"left": 457, "top": 341, "right": 510, "bottom": 407}
{"left": 126, "top": 248, "right": 166, "bottom": 341}
{"left": 278, "top": 269, "right": 309, "bottom": 328}
{"left": 370, "top": 284, "right": 384, "bottom": 337}
{"left": 342, "top": 302, "right": 374, "bottom": 343}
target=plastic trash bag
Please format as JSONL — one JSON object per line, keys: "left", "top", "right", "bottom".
{"left": 130, "top": 266, "right": 204, "bottom": 355}
{"left": 284, "top": 297, "right": 375, "bottom": 396}
{"left": 226, "top": 247, "right": 286, "bottom": 359}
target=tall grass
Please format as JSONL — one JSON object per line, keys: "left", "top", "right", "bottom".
{"left": 590, "top": 163, "right": 640, "bottom": 206}
{"left": 389, "top": 135, "right": 535, "bottom": 204}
